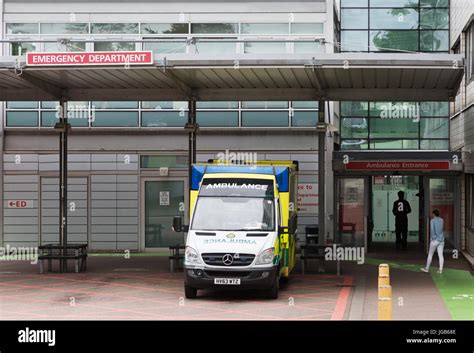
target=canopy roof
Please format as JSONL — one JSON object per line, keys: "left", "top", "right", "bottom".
{"left": 0, "top": 53, "right": 464, "bottom": 101}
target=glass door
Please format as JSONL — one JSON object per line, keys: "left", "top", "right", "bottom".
{"left": 335, "top": 177, "right": 369, "bottom": 251}
{"left": 425, "top": 177, "right": 459, "bottom": 251}
{"left": 142, "top": 178, "right": 187, "bottom": 249}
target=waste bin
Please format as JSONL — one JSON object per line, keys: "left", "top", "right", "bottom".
{"left": 305, "top": 224, "right": 318, "bottom": 244}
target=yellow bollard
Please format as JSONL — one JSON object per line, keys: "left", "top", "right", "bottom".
{"left": 379, "top": 263, "right": 390, "bottom": 277}
{"left": 378, "top": 285, "right": 392, "bottom": 298}
{"left": 378, "top": 297, "right": 392, "bottom": 320}
{"left": 378, "top": 274, "right": 390, "bottom": 286}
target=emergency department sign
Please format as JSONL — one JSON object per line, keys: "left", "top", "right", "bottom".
{"left": 297, "top": 183, "right": 318, "bottom": 214}
{"left": 26, "top": 51, "right": 153, "bottom": 66}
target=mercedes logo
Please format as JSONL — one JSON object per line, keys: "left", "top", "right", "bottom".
{"left": 222, "top": 254, "right": 234, "bottom": 266}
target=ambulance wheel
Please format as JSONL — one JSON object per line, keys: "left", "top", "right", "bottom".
{"left": 266, "top": 275, "right": 279, "bottom": 299}
{"left": 184, "top": 284, "right": 197, "bottom": 299}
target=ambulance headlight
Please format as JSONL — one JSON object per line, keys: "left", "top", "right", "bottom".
{"left": 256, "top": 248, "right": 275, "bottom": 265}
{"left": 185, "top": 247, "right": 202, "bottom": 265}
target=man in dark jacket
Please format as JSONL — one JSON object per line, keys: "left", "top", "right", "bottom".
{"left": 392, "top": 191, "right": 411, "bottom": 250}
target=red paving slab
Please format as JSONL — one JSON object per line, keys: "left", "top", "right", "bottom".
{"left": 0, "top": 258, "right": 352, "bottom": 320}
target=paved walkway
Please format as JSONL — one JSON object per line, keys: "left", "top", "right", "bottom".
{"left": 0, "top": 249, "right": 472, "bottom": 320}
{"left": 0, "top": 257, "right": 352, "bottom": 320}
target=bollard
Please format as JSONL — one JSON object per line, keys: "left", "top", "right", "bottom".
{"left": 378, "top": 264, "right": 392, "bottom": 320}
{"left": 379, "top": 263, "right": 390, "bottom": 276}
{"left": 378, "top": 274, "right": 390, "bottom": 286}
{"left": 378, "top": 297, "right": 392, "bottom": 320}
{"left": 378, "top": 284, "right": 392, "bottom": 298}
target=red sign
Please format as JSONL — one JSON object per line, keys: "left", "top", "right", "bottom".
{"left": 7, "top": 200, "right": 34, "bottom": 209}
{"left": 26, "top": 51, "right": 153, "bottom": 66}
{"left": 345, "top": 161, "right": 450, "bottom": 171}
{"left": 374, "top": 176, "right": 385, "bottom": 184}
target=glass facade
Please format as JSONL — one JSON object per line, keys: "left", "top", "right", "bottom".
{"left": 5, "top": 21, "right": 325, "bottom": 55}
{"left": 340, "top": 0, "right": 450, "bottom": 52}
{"left": 4, "top": 101, "right": 319, "bottom": 128}
{"left": 340, "top": 101, "right": 449, "bottom": 150}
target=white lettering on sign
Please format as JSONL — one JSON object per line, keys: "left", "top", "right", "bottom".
{"left": 159, "top": 191, "right": 170, "bottom": 206}
{"left": 205, "top": 183, "right": 268, "bottom": 191}
{"left": 297, "top": 183, "right": 318, "bottom": 214}
{"left": 7, "top": 200, "right": 34, "bottom": 209}
{"left": 26, "top": 51, "right": 153, "bottom": 66}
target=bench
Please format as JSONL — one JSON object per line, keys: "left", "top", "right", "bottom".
{"left": 38, "top": 244, "right": 88, "bottom": 274}
{"left": 168, "top": 244, "right": 185, "bottom": 272}
{"left": 300, "top": 243, "right": 341, "bottom": 276}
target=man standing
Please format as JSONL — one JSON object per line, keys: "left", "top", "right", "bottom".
{"left": 392, "top": 191, "right": 411, "bottom": 250}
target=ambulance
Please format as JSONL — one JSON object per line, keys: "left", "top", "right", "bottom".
{"left": 173, "top": 160, "right": 298, "bottom": 299}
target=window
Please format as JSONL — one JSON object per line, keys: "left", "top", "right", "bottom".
{"left": 197, "top": 111, "right": 238, "bottom": 127}
{"left": 94, "top": 42, "right": 135, "bottom": 51}
{"left": 341, "top": 9, "right": 369, "bottom": 29}
{"left": 40, "top": 23, "right": 89, "bottom": 34}
{"left": 141, "top": 23, "right": 188, "bottom": 35}
{"left": 141, "top": 155, "right": 188, "bottom": 168}
{"left": 340, "top": 101, "right": 449, "bottom": 150}
{"left": 341, "top": 31, "right": 368, "bottom": 52}
{"left": 370, "top": 9, "right": 418, "bottom": 30}
{"left": 340, "top": 1, "right": 449, "bottom": 53}
{"left": 92, "top": 112, "right": 139, "bottom": 127}
{"left": 142, "top": 101, "right": 187, "bottom": 110}
{"left": 466, "top": 23, "right": 474, "bottom": 81}
{"left": 370, "top": 30, "right": 419, "bottom": 52}
{"left": 144, "top": 40, "right": 187, "bottom": 54}
{"left": 141, "top": 111, "right": 187, "bottom": 127}
{"left": 11, "top": 43, "right": 37, "bottom": 55}
{"left": 243, "top": 41, "right": 286, "bottom": 54}
{"left": 44, "top": 42, "right": 86, "bottom": 52}
{"left": 290, "top": 23, "right": 324, "bottom": 35}
{"left": 241, "top": 23, "right": 288, "bottom": 35}
{"left": 241, "top": 112, "right": 289, "bottom": 127}
{"left": 91, "top": 23, "right": 139, "bottom": 34}
{"left": 191, "top": 23, "right": 238, "bottom": 34}
{"left": 195, "top": 41, "right": 237, "bottom": 54}
{"left": 6, "top": 23, "right": 38, "bottom": 34}
{"left": 92, "top": 101, "right": 138, "bottom": 109}
{"left": 6, "top": 112, "right": 38, "bottom": 127}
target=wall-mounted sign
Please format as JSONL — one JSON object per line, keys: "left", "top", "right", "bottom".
{"left": 297, "top": 183, "right": 318, "bottom": 214}
{"left": 7, "top": 200, "right": 34, "bottom": 209}
{"left": 345, "top": 161, "right": 450, "bottom": 171}
{"left": 26, "top": 51, "right": 153, "bottom": 66}
{"left": 159, "top": 191, "right": 170, "bottom": 206}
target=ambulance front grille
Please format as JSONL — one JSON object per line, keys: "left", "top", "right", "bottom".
{"left": 202, "top": 253, "right": 255, "bottom": 266}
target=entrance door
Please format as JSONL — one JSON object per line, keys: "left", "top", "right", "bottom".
{"left": 142, "top": 178, "right": 187, "bottom": 249}
{"left": 425, "top": 177, "right": 459, "bottom": 251}
{"left": 335, "top": 177, "right": 368, "bottom": 250}
{"left": 371, "top": 175, "right": 420, "bottom": 246}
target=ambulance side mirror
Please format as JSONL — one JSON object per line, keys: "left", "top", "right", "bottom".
{"left": 172, "top": 216, "right": 189, "bottom": 232}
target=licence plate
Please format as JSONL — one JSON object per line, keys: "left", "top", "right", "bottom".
{"left": 214, "top": 278, "right": 241, "bottom": 285}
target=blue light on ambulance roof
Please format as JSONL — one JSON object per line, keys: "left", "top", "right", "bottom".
{"left": 275, "top": 167, "right": 289, "bottom": 192}
{"left": 191, "top": 165, "right": 206, "bottom": 190}
{"left": 191, "top": 164, "right": 289, "bottom": 191}
{"left": 206, "top": 165, "right": 274, "bottom": 175}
